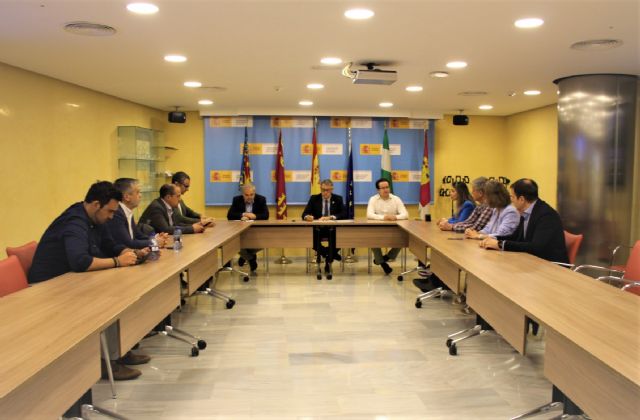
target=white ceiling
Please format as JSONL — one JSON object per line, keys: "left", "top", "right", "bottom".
{"left": 0, "top": 0, "right": 638, "bottom": 117}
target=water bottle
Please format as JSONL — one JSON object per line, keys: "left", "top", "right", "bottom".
{"left": 173, "top": 227, "right": 183, "bottom": 252}
{"left": 148, "top": 235, "right": 160, "bottom": 261}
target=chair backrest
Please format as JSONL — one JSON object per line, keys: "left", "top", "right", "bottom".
{"left": 621, "top": 282, "right": 640, "bottom": 296}
{"left": 622, "top": 240, "right": 640, "bottom": 281}
{"left": 6, "top": 241, "right": 37, "bottom": 277}
{"left": 0, "top": 255, "right": 29, "bottom": 297}
{"left": 564, "top": 231, "right": 584, "bottom": 265}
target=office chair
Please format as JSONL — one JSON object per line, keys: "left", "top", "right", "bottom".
{"left": 6, "top": 240, "right": 38, "bottom": 277}
{"left": 575, "top": 240, "right": 640, "bottom": 283}
{"left": 0, "top": 255, "right": 29, "bottom": 297}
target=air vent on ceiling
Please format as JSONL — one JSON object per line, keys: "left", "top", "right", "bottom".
{"left": 458, "top": 91, "right": 488, "bottom": 96}
{"left": 570, "top": 39, "right": 623, "bottom": 51}
{"left": 64, "top": 22, "right": 117, "bottom": 36}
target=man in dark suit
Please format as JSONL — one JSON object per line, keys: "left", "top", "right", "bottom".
{"left": 480, "top": 178, "right": 568, "bottom": 263}
{"left": 227, "top": 184, "right": 269, "bottom": 272}
{"left": 302, "top": 179, "right": 347, "bottom": 274}
{"left": 107, "top": 178, "right": 169, "bottom": 249}
{"left": 172, "top": 171, "right": 215, "bottom": 227}
{"left": 139, "top": 184, "right": 205, "bottom": 235}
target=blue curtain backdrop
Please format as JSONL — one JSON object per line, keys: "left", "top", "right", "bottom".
{"left": 204, "top": 116, "right": 435, "bottom": 206}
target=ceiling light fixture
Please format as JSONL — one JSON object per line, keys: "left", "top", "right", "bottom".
{"left": 321, "top": 57, "right": 342, "bottom": 65}
{"left": 514, "top": 18, "right": 544, "bottom": 28}
{"left": 344, "top": 8, "right": 374, "bottom": 20}
{"left": 184, "top": 81, "right": 202, "bottom": 88}
{"left": 299, "top": 100, "right": 313, "bottom": 106}
{"left": 126, "top": 3, "right": 159, "bottom": 14}
{"left": 446, "top": 61, "right": 467, "bottom": 69}
{"left": 524, "top": 90, "right": 541, "bottom": 96}
{"left": 164, "top": 54, "right": 186, "bottom": 63}
{"left": 406, "top": 86, "right": 423, "bottom": 92}
{"left": 379, "top": 102, "right": 393, "bottom": 108}
{"left": 570, "top": 39, "right": 623, "bottom": 51}
{"left": 306, "top": 83, "right": 324, "bottom": 90}
{"left": 198, "top": 100, "right": 213, "bottom": 105}
{"left": 479, "top": 105, "right": 493, "bottom": 110}
{"left": 429, "top": 71, "right": 449, "bottom": 78}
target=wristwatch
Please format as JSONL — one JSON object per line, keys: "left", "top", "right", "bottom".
{"left": 498, "top": 240, "right": 505, "bottom": 250}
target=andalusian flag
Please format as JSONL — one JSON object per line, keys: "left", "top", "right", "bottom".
{"left": 310, "top": 124, "right": 320, "bottom": 195}
{"left": 238, "top": 127, "right": 252, "bottom": 190}
{"left": 381, "top": 127, "right": 393, "bottom": 193}
{"left": 275, "top": 129, "right": 287, "bottom": 219}
{"left": 419, "top": 128, "right": 432, "bottom": 220}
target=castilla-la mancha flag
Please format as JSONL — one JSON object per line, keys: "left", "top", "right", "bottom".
{"left": 419, "top": 128, "right": 432, "bottom": 220}
{"left": 310, "top": 124, "right": 320, "bottom": 195}
{"left": 275, "top": 129, "right": 287, "bottom": 219}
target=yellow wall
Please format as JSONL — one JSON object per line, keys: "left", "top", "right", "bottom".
{"left": 0, "top": 62, "right": 166, "bottom": 255}
{"left": 505, "top": 104, "right": 558, "bottom": 207}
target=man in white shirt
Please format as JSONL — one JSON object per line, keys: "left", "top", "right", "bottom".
{"left": 366, "top": 178, "right": 409, "bottom": 274}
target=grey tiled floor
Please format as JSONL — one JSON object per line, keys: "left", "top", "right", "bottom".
{"left": 92, "top": 258, "right": 555, "bottom": 419}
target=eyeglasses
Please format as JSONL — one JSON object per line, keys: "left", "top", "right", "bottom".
{"left": 321, "top": 188, "right": 333, "bottom": 192}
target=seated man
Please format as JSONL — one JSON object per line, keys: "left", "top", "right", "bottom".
{"left": 172, "top": 171, "right": 215, "bottom": 227}
{"left": 28, "top": 181, "right": 141, "bottom": 380}
{"left": 366, "top": 178, "right": 408, "bottom": 275}
{"left": 302, "top": 179, "right": 347, "bottom": 273}
{"left": 139, "top": 184, "right": 205, "bottom": 235}
{"left": 227, "top": 184, "right": 269, "bottom": 272}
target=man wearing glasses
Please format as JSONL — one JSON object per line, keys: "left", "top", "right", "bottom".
{"left": 172, "top": 171, "right": 214, "bottom": 227}
{"left": 366, "top": 178, "right": 408, "bottom": 275}
{"left": 302, "top": 179, "right": 347, "bottom": 276}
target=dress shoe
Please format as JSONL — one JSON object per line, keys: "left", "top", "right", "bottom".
{"left": 101, "top": 360, "right": 141, "bottom": 381}
{"left": 381, "top": 262, "right": 392, "bottom": 275}
{"left": 249, "top": 258, "right": 258, "bottom": 272}
{"left": 413, "top": 278, "right": 437, "bottom": 293}
{"left": 121, "top": 351, "right": 151, "bottom": 365}
{"left": 238, "top": 257, "right": 246, "bottom": 267}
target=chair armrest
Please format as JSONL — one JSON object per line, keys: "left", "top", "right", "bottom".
{"left": 574, "top": 264, "right": 624, "bottom": 275}
{"left": 596, "top": 275, "right": 624, "bottom": 286}
{"left": 552, "top": 262, "right": 575, "bottom": 269}
{"left": 622, "top": 282, "right": 640, "bottom": 292}
{"left": 610, "top": 244, "right": 632, "bottom": 266}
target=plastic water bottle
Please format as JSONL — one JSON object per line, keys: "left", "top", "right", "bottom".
{"left": 148, "top": 235, "right": 160, "bottom": 261}
{"left": 173, "top": 227, "right": 183, "bottom": 252}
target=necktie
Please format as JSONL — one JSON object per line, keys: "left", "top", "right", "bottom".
{"left": 517, "top": 215, "right": 525, "bottom": 240}
{"left": 129, "top": 216, "right": 135, "bottom": 240}
{"left": 323, "top": 199, "right": 329, "bottom": 217}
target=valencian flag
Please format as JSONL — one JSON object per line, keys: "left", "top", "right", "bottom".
{"left": 238, "top": 127, "right": 252, "bottom": 190}
{"left": 419, "top": 128, "right": 432, "bottom": 220}
{"left": 275, "top": 129, "right": 287, "bottom": 219}
{"left": 346, "top": 128, "right": 355, "bottom": 219}
{"left": 381, "top": 127, "right": 393, "bottom": 193}
{"left": 310, "top": 123, "right": 320, "bottom": 195}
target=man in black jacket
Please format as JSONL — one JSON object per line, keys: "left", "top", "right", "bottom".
{"left": 139, "top": 184, "right": 205, "bottom": 235}
{"left": 302, "top": 179, "right": 347, "bottom": 274}
{"left": 172, "top": 171, "right": 214, "bottom": 227}
{"left": 480, "top": 178, "right": 568, "bottom": 264}
{"left": 227, "top": 184, "right": 269, "bottom": 272}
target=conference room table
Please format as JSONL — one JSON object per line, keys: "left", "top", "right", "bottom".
{"left": 396, "top": 220, "right": 640, "bottom": 420}
{"left": 0, "top": 221, "right": 250, "bottom": 419}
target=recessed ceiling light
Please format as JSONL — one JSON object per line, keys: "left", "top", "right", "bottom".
{"left": 184, "top": 81, "right": 202, "bottom": 88}
{"left": 446, "top": 61, "right": 467, "bottom": 69}
{"left": 321, "top": 57, "right": 342, "bottom": 65}
{"left": 306, "top": 83, "right": 324, "bottom": 90}
{"left": 299, "top": 100, "right": 313, "bottom": 106}
{"left": 479, "top": 104, "right": 493, "bottom": 110}
{"left": 198, "top": 99, "right": 213, "bottom": 105}
{"left": 524, "top": 90, "right": 541, "bottom": 96}
{"left": 126, "top": 3, "right": 159, "bottom": 15}
{"left": 344, "top": 8, "right": 374, "bottom": 20}
{"left": 164, "top": 54, "right": 186, "bottom": 63}
{"left": 379, "top": 102, "right": 393, "bottom": 108}
{"left": 406, "top": 86, "right": 423, "bottom": 92}
{"left": 514, "top": 18, "right": 544, "bottom": 28}
{"left": 429, "top": 71, "right": 449, "bottom": 78}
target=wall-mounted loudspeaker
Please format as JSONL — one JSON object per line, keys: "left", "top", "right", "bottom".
{"left": 168, "top": 111, "right": 186, "bottom": 123}
{"left": 453, "top": 115, "right": 469, "bottom": 126}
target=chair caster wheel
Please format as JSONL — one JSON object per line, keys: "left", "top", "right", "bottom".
{"left": 415, "top": 300, "right": 422, "bottom": 308}
{"left": 449, "top": 344, "right": 457, "bottom": 356}
{"left": 191, "top": 347, "right": 199, "bottom": 357}
{"left": 316, "top": 274, "right": 322, "bottom": 280}
{"left": 446, "top": 338, "right": 452, "bottom": 348}
{"left": 397, "top": 275, "right": 404, "bottom": 281}
{"left": 197, "top": 340, "right": 207, "bottom": 350}
{"left": 243, "top": 276, "right": 250, "bottom": 282}
{"left": 326, "top": 274, "right": 332, "bottom": 280}
{"left": 226, "top": 299, "right": 235, "bottom": 309}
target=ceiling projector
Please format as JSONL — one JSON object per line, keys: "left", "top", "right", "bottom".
{"left": 343, "top": 63, "right": 397, "bottom": 85}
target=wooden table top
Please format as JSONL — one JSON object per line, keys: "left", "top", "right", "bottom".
{"left": 248, "top": 219, "right": 399, "bottom": 226}
{"left": 0, "top": 221, "right": 250, "bottom": 399}
{"left": 396, "top": 220, "right": 640, "bottom": 388}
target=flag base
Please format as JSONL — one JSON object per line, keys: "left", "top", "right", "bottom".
{"left": 274, "top": 249, "right": 292, "bottom": 264}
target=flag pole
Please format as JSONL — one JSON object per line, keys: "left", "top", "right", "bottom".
{"left": 344, "top": 126, "right": 358, "bottom": 263}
